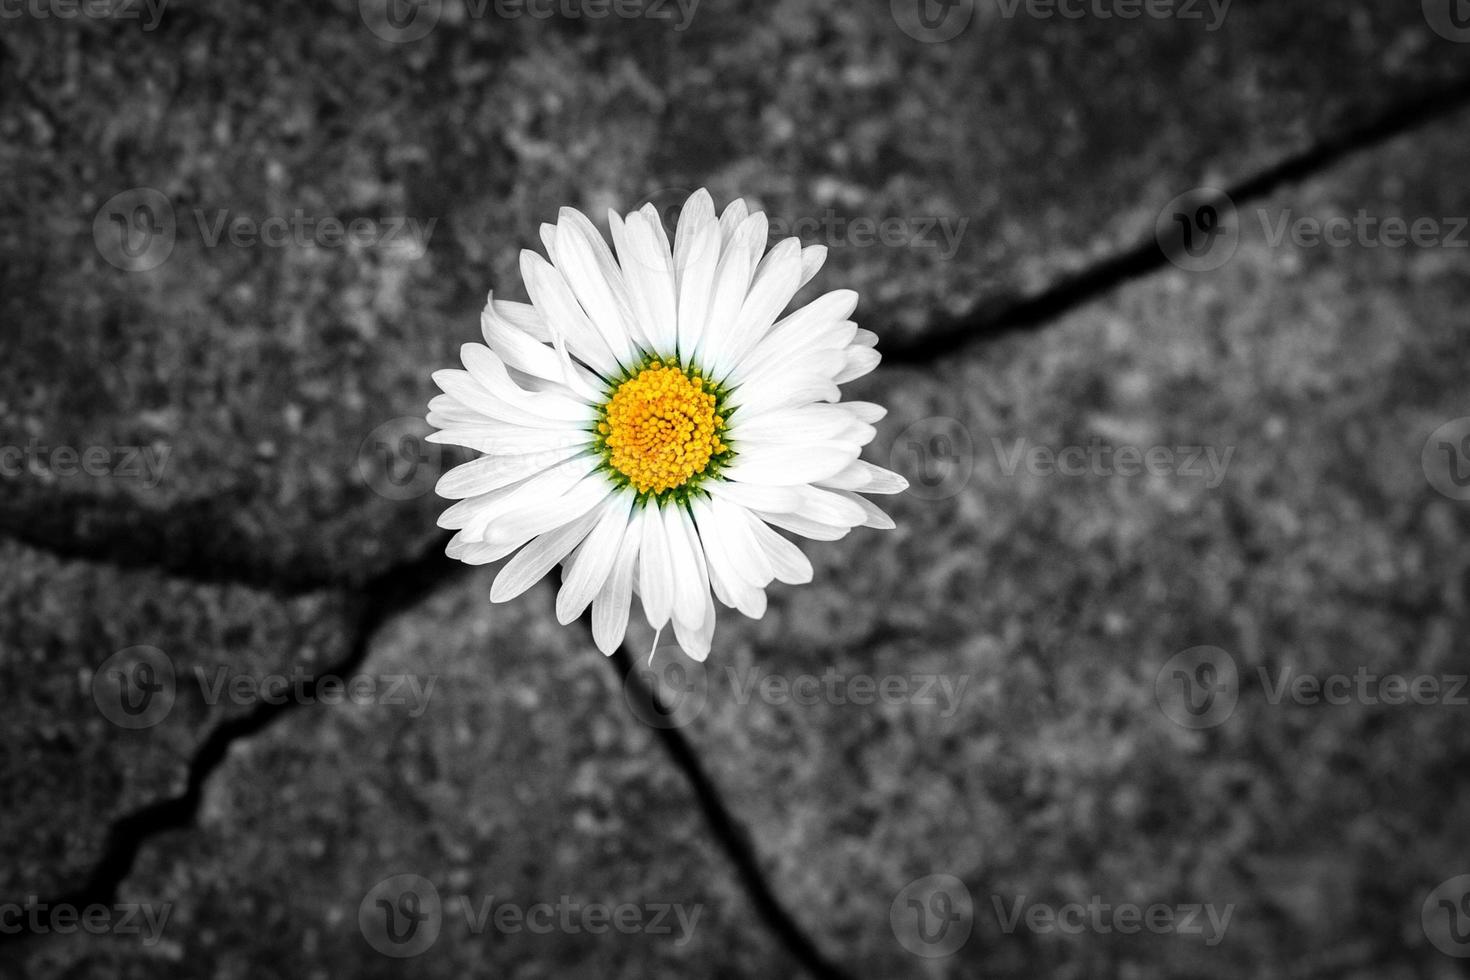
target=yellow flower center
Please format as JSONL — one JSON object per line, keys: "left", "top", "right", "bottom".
{"left": 597, "top": 361, "right": 727, "bottom": 495}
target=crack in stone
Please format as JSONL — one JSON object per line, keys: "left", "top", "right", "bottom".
{"left": 7, "top": 78, "right": 1470, "bottom": 596}
{"left": 882, "top": 75, "right": 1470, "bottom": 365}
{"left": 3, "top": 547, "right": 856, "bottom": 978}
{"left": 0, "top": 539, "right": 467, "bottom": 943}
{"left": 7, "top": 74, "right": 1470, "bottom": 975}
{"left": 606, "top": 636, "right": 859, "bottom": 980}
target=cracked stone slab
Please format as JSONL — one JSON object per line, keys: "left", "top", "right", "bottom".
{"left": 5, "top": 574, "right": 799, "bottom": 978}
{"left": 0, "top": 544, "right": 353, "bottom": 901}
{"left": 618, "top": 114, "right": 1470, "bottom": 979}
{"left": 2, "top": 4, "right": 1469, "bottom": 978}
{"left": 2, "top": 0, "right": 1467, "bottom": 585}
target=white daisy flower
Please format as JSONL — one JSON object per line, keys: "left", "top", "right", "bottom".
{"left": 426, "top": 189, "right": 908, "bottom": 661}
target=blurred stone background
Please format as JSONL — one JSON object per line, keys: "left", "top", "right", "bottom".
{"left": 2, "top": 0, "right": 1469, "bottom": 977}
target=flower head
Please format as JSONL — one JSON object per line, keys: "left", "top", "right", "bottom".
{"left": 427, "top": 189, "right": 907, "bottom": 661}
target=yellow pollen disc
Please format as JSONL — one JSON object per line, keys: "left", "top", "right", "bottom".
{"left": 600, "top": 362, "right": 727, "bottom": 495}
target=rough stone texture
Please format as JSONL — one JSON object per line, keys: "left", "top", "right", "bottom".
{"left": 2, "top": 1, "right": 1469, "bottom": 977}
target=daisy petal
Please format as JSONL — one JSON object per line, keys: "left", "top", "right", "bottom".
{"left": 672, "top": 588, "right": 715, "bottom": 662}
{"left": 426, "top": 424, "right": 586, "bottom": 457}
{"left": 728, "top": 288, "right": 859, "bottom": 383}
{"left": 694, "top": 212, "right": 768, "bottom": 369}
{"left": 484, "top": 474, "right": 614, "bottom": 549}
{"left": 559, "top": 208, "right": 650, "bottom": 353}
{"left": 489, "top": 504, "right": 604, "bottom": 602}
{"left": 708, "top": 496, "right": 775, "bottom": 586}
{"left": 751, "top": 507, "right": 852, "bottom": 542}
{"left": 718, "top": 198, "right": 750, "bottom": 247}
{"left": 440, "top": 454, "right": 599, "bottom": 540}
{"left": 834, "top": 489, "right": 897, "bottom": 530}
{"left": 638, "top": 503, "right": 675, "bottom": 628}
{"left": 663, "top": 503, "right": 711, "bottom": 633}
{"left": 725, "top": 369, "right": 845, "bottom": 417}
{"left": 720, "top": 444, "right": 859, "bottom": 486}
{"left": 711, "top": 237, "right": 803, "bottom": 381}
{"left": 798, "top": 243, "right": 827, "bottom": 289}
{"left": 673, "top": 190, "right": 720, "bottom": 360}
{"left": 556, "top": 491, "right": 636, "bottom": 624}
{"left": 433, "top": 367, "right": 574, "bottom": 429}
{"left": 552, "top": 212, "right": 638, "bottom": 367}
{"left": 727, "top": 403, "right": 874, "bottom": 447}
{"left": 725, "top": 317, "right": 858, "bottom": 390}
{"left": 701, "top": 480, "right": 802, "bottom": 513}
{"left": 435, "top": 445, "right": 583, "bottom": 499}
{"left": 835, "top": 346, "right": 882, "bottom": 384}
{"left": 459, "top": 345, "right": 596, "bottom": 423}
{"left": 837, "top": 401, "right": 888, "bottom": 424}
{"left": 816, "top": 459, "right": 910, "bottom": 495}
{"left": 744, "top": 515, "right": 815, "bottom": 584}
{"left": 488, "top": 297, "right": 553, "bottom": 343}
{"left": 616, "top": 210, "right": 679, "bottom": 355}
{"left": 592, "top": 508, "right": 644, "bottom": 654}
{"left": 789, "top": 485, "right": 868, "bottom": 526}
{"left": 481, "top": 297, "right": 603, "bottom": 401}
{"left": 693, "top": 497, "right": 768, "bottom": 618}
{"left": 520, "top": 249, "right": 620, "bottom": 378}
{"left": 446, "top": 532, "right": 522, "bottom": 565}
